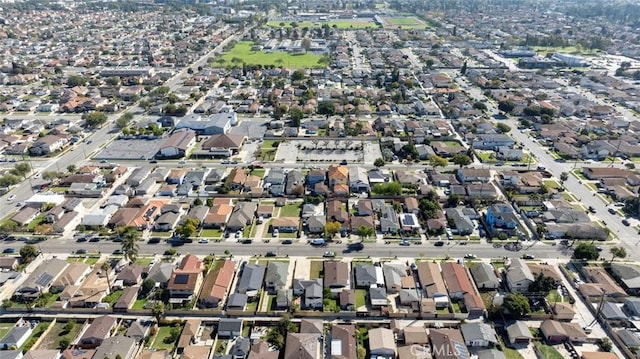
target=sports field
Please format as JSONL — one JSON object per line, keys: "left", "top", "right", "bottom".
{"left": 267, "top": 19, "right": 377, "bottom": 29}
{"left": 216, "top": 41, "right": 325, "bottom": 69}
{"left": 380, "top": 16, "right": 428, "bottom": 29}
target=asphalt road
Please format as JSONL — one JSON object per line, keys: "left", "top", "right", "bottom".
{"left": 33, "top": 238, "right": 568, "bottom": 260}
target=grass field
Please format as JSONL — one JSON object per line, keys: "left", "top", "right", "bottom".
{"left": 381, "top": 16, "right": 427, "bottom": 29}
{"left": 534, "top": 342, "right": 564, "bottom": 359}
{"left": 309, "top": 260, "right": 324, "bottom": 279}
{"left": 152, "top": 325, "right": 181, "bottom": 350}
{"left": 201, "top": 228, "right": 223, "bottom": 238}
{"left": 533, "top": 46, "right": 601, "bottom": 56}
{"left": 355, "top": 289, "right": 367, "bottom": 308}
{"left": 133, "top": 299, "right": 148, "bottom": 310}
{"left": 0, "top": 323, "right": 15, "bottom": 340}
{"left": 266, "top": 19, "right": 377, "bottom": 29}
{"left": 279, "top": 203, "right": 301, "bottom": 217}
{"left": 217, "top": 41, "right": 325, "bottom": 69}
{"left": 37, "top": 321, "right": 82, "bottom": 350}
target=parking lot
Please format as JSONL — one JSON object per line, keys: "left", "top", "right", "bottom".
{"left": 94, "top": 138, "right": 163, "bottom": 160}
{"left": 274, "top": 139, "right": 382, "bottom": 164}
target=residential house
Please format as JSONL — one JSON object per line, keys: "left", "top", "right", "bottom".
{"left": 307, "top": 215, "right": 326, "bottom": 234}
{"left": 354, "top": 264, "right": 383, "bottom": 288}
{"left": 91, "top": 336, "right": 137, "bottom": 359}
{"left": 383, "top": 264, "right": 408, "bottom": 293}
{"left": 201, "top": 133, "right": 245, "bottom": 157}
{"left": 429, "top": 329, "right": 469, "bottom": 359}
{"left": 157, "top": 130, "right": 196, "bottom": 158}
{"left": 370, "top": 287, "right": 388, "bottom": 307}
{"left": 368, "top": 328, "right": 396, "bottom": 358}
{"left": 293, "top": 279, "right": 323, "bottom": 309}
{"left": 115, "top": 265, "right": 144, "bottom": 287}
{"left": 445, "top": 208, "right": 475, "bottom": 235}
{"left": 326, "top": 200, "right": 349, "bottom": 231}
{"left": 265, "top": 261, "right": 289, "bottom": 294}
{"left": 168, "top": 254, "right": 204, "bottom": 305}
{"left": 417, "top": 262, "right": 449, "bottom": 308}
{"left": 218, "top": 319, "right": 242, "bottom": 339}
{"left": 226, "top": 202, "right": 257, "bottom": 232}
{"left": 441, "top": 262, "right": 486, "bottom": 318}
{"left": 0, "top": 326, "right": 32, "bottom": 349}
{"left": 237, "top": 264, "right": 265, "bottom": 297}
{"left": 271, "top": 217, "right": 299, "bottom": 233}
{"left": 505, "top": 259, "right": 535, "bottom": 292}
{"left": 204, "top": 199, "right": 233, "bottom": 229}
{"left": 148, "top": 263, "right": 174, "bottom": 288}
{"left": 306, "top": 169, "right": 326, "bottom": 189}
{"left": 230, "top": 337, "right": 250, "bottom": 359}
{"left": 506, "top": 321, "right": 533, "bottom": 345}
{"left": 456, "top": 168, "right": 491, "bottom": 183}
{"left": 113, "top": 286, "right": 139, "bottom": 312}
{"left": 14, "top": 258, "right": 67, "bottom": 300}
{"left": 248, "top": 340, "right": 279, "bottom": 359}
{"left": 176, "top": 320, "right": 199, "bottom": 355}
{"left": 328, "top": 165, "right": 349, "bottom": 190}
{"left": 610, "top": 263, "right": 640, "bottom": 294}
{"left": 339, "top": 289, "right": 356, "bottom": 311}
{"left": 284, "top": 333, "right": 320, "bottom": 359}
{"left": 228, "top": 168, "right": 248, "bottom": 191}
{"left": 29, "top": 135, "right": 68, "bottom": 156}
{"left": 330, "top": 325, "right": 356, "bottom": 359}
{"left": 348, "top": 167, "right": 369, "bottom": 193}
{"left": 379, "top": 203, "right": 399, "bottom": 234}
{"left": 469, "top": 263, "right": 500, "bottom": 290}
{"left": 125, "top": 321, "right": 150, "bottom": 342}
{"left": 325, "top": 262, "right": 350, "bottom": 291}
{"left": 285, "top": 170, "right": 304, "bottom": 196}
{"left": 580, "top": 267, "right": 627, "bottom": 300}
{"left": 199, "top": 260, "right": 235, "bottom": 308}
{"left": 460, "top": 323, "right": 498, "bottom": 347}
{"left": 78, "top": 315, "right": 118, "bottom": 348}
{"left": 540, "top": 320, "right": 587, "bottom": 343}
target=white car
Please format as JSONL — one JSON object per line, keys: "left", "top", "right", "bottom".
{"left": 7, "top": 195, "right": 15, "bottom": 201}
{"left": 198, "top": 239, "right": 209, "bottom": 244}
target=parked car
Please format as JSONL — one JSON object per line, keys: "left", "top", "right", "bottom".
{"left": 588, "top": 206, "right": 596, "bottom": 213}
{"left": 622, "top": 219, "right": 631, "bottom": 226}
{"left": 281, "top": 239, "right": 293, "bottom": 245}
{"left": 522, "top": 254, "right": 535, "bottom": 259}
{"left": 6, "top": 195, "right": 15, "bottom": 201}
{"left": 434, "top": 241, "right": 445, "bottom": 247}
{"left": 323, "top": 251, "right": 335, "bottom": 258}
{"left": 2, "top": 248, "right": 15, "bottom": 253}
{"left": 399, "top": 240, "right": 411, "bottom": 246}
{"left": 265, "top": 251, "right": 277, "bottom": 257}
{"left": 464, "top": 254, "right": 477, "bottom": 259}
{"left": 198, "top": 239, "right": 209, "bottom": 244}
{"left": 608, "top": 208, "right": 616, "bottom": 214}
{"left": 148, "top": 237, "right": 161, "bottom": 244}
{"left": 76, "top": 249, "right": 87, "bottom": 254}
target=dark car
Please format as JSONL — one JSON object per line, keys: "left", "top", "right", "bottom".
{"left": 113, "top": 249, "right": 123, "bottom": 255}
{"left": 76, "top": 249, "right": 87, "bottom": 254}
{"left": 399, "top": 240, "right": 411, "bottom": 246}
{"left": 89, "top": 237, "right": 100, "bottom": 242}
{"left": 148, "top": 237, "right": 161, "bottom": 244}
{"left": 265, "top": 251, "right": 277, "bottom": 257}
{"left": 622, "top": 219, "right": 631, "bottom": 226}
{"left": 2, "top": 248, "right": 15, "bottom": 254}
{"left": 241, "top": 239, "right": 252, "bottom": 244}
{"left": 434, "top": 241, "right": 445, "bottom": 247}
{"left": 608, "top": 208, "right": 616, "bottom": 214}
{"left": 340, "top": 159, "right": 348, "bottom": 165}
{"left": 149, "top": 160, "right": 158, "bottom": 164}
{"left": 281, "top": 239, "right": 293, "bottom": 245}
{"left": 76, "top": 237, "right": 87, "bottom": 242}
{"left": 588, "top": 206, "right": 596, "bottom": 213}
{"left": 348, "top": 242, "right": 364, "bottom": 251}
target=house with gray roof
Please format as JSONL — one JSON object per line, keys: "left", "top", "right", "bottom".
{"left": 469, "top": 263, "right": 500, "bottom": 290}
{"left": 126, "top": 167, "right": 151, "bottom": 187}
{"left": 0, "top": 350, "right": 23, "bottom": 359}
{"left": 307, "top": 215, "right": 326, "bottom": 234}
{"left": 184, "top": 205, "right": 209, "bottom": 224}
{"left": 265, "top": 261, "right": 288, "bottom": 294}
{"left": 236, "top": 264, "right": 265, "bottom": 297}
{"left": 369, "top": 287, "right": 388, "bottom": 307}
{"left": 264, "top": 169, "right": 286, "bottom": 186}
{"left": 506, "top": 321, "right": 533, "bottom": 345}
{"left": 477, "top": 350, "right": 506, "bottom": 359}
{"left": 616, "top": 329, "right": 640, "bottom": 349}
{"left": 0, "top": 326, "right": 32, "bottom": 349}
{"left": 354, "top": 264, "right": 383, "bottom": 288}
{"left": 226, "top": 293, "right": 248, "bottom": 309}
{"left": 445, "top": 208, "right": 475, "bottom": 235}
{"left": 218, "top": 319, "right": 242, "bottom": 339}
{"left": 379, "top": 204, "right": 399, "bottom": 234}
{"left": 230, "top": 337, "right": 251, "bottom": 359}
{"left": 610, "top": 263, "right": 640, "bottom": 294}
{"left": 14, "top": 258, "right": 67, "bottom": 299}
{"left": 623, "top": 298, "right": 640, "bottom": 317}
{"left": 92, "top": 336, "right": 137, "bottom": 359}
{"left": 601, "top": 301, "right": 628, "bottom": 321}
{"left": 285, "top": 170, "right": 304, "bottom": 196}
{"left": 226, "top": 202, "right": 257, "bottom": 232}
{"left": 348, "top": 167, "right": 370, "bottom": 193}
{"left": 505, "top": 258, "right": 535, "bottom": 292}
{"left": 461, "top": 323, "right": 498, "bottom": 347}
{"left": 148, "top": 263, "right": 174, "bottom": 288}
{"left": 383, "top": 264, "right": 405, "bottom": 293}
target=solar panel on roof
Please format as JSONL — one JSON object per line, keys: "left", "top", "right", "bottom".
{"left": 453, "top": 340, "right": 469, "bottom": 359}
{"left": 174, "top": 274, "right": 189, "bottom": 284}
{"left": 35, "top": 273, "right": 53, "bottom": 287}
{"left": 403, "top": 215, "right": 415, "bottom": 226}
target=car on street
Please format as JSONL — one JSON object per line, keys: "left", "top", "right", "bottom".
{"left": 89, "top": 237, "right": 100, "bottom": 242}
{"left": 86, "top": 140, "right": 92, "bottom": 144}
{"left": 7, "top": 195, "right": 15, "bottom": 201}
{"left": 2, "top": 248, "right": 15, "bottom": 253}
{"left": 76, "top": 237, "right": 87, "bottom": 242}
{"left": 149, "top": 160, "right": 158, "bottom": 164}
{"left": 622, "top": 219, "right": 631, "bottom": 226}
{"left": 76, "top": 249, "right": 87, "bottom": 254}
{"left": 399, "top": 240, "right": 411, "bottom": 246}
{"left": 265, "top": 251, "right": 277, "bottom": 257}
{"left": 323, "top": 251, "right": 335, "bottom": 258}
{"left": 240, "top": 239, "right": 252, "bottom": 244}
{"left": 113, "top": 249, "right": 123, "bottom": 255}
{"left": 340, "top": 159, "right": 348, "bottom": 165}
{"left": 588, "top": 206, "right": 596, "bottom": 213}
{"left": 608, "top": 208, "right": 617, "bottom": 214}
{"left": 434, "top": 241, "right": 445, "bottom": 247}
{"left": 282, "top": 239, "right": 293, "bottom": 244}
{"left": 522, "top": 254, "right": 535, "bottom": 260}
{"left": 148, "top": 237, "right": 161, "bottom": 244}
{"left": 464, "top": 254, "right": 477, "bottom": 259}
{"left": 198, "top": 239, "right": 209, "bottom": 244}
{"left": 348, "top": 242, "right": 364, "bottom": 251}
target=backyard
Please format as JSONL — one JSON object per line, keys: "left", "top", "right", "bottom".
{"left": 355, "top": 289, "right": 367, "bottom": 308}
{"left": 21, "top": 322, "right": 51, "bottom": 352}
{"left": 534, "top": 342, "right": 564, "bottom": 359}
{"left": 151, "top": 325, "right": 182, "bottom": 350}
{"left": 309, "top": 261, "right": 324, "bottom": 279}
{"left": 217, "top": 41, "right": 325, "bottom": 69}
{"left": 36, "top": 321, "right": 83, "bottom": 350}
{"left": 279, "top": 203, "right": 301, "bottom": 217}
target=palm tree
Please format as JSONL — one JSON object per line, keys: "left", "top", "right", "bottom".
{"left": 120, "top": 226, "right": 140, "bottom": 263}
{"left": 101, "top": 262, "right": 112, "bottom": 293}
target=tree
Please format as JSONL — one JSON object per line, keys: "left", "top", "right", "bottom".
{"left": 266, "top": 314, "right": 296, "bottom": 350}
{"left": 473, "top": 102, "right": 487, "bottom": 111}
{"left": 460, "top": 61, "right": 468, "bottom": 75}
{"left": 495, "top": 123, "right": 511, "bottom": 134}
{"left": 67, "top": 75, "right": 86, "bottom": 87}
{"left": 429, "top": 155, "right": 448, "bottom": 168}
{"left": 151, "top": 301, "right": 165, "bottom": 324}
{"left": 63, "top": 320, "right": 75, "bottom": 334}
{"left": 373, "top": 158, "right": 385, "bottom": 167}
{"left": 82, "top": 111, "right": 108, "bottom": 128}
{"left": 451, "top": 153, "right": 472, "bottom": 167}
{"left": 425, "top": 59, "right": 434, "bottom": 69}
{"left": 20, "top": 245, "right": 38, "bottom": 263}
{"left": 371, "top": 182, "right": 402, "bottom": 196}
{"left": 67, "top": 164, "right": 77, "bottom": 174}
{"left": 599, "top": 338, "right": 612, "bottom": 352}
{"left": 560, "top": 172, "right": 569, "bottom": 185}
{"left": 324, "top": 221, "right": 341, "bottom": 238}
{"left": 141, "top": 278, "right": 156, "bottom": 297}
{"left": 317, "top": 101, "right": 335, "bottom": 115}
{"left": 116, "top": 112, "right": 134, "bottom": 129}
{"left": 572, "top": 242, "right": 599, "bottom": 260}
{"left": 610, "top": 246, "right": 627, "bottom": 262}
{"left": 42, "top": 171, "right": 60, "bottom": 181}
{"left": 498, "top": 101, "right": 515, "bottom": 113}
{"left": 176, "top": 218, "right": 199, "bottom": 238}
{"left": 528, "top": 274, "right": 556, "bottom": 294}
{"left": 119, "top": 226, "right": 140, "bottom": 263}
{"left": 291, "top": 69, "right": 305, "bottom": 82}
{"left": 101, "top": 262, "right": 112, "bottom": 293}
{"left": 58, "top": 338, "right": 70, "bottom": 350}
{"left": 13, "top": 162, "right": 31, "bottom": 178}
{"left": 356, "top": 226, "right": 375, "bottom": 240}
{"left": 503, "top": 292, "right": 531, "bottom": 317}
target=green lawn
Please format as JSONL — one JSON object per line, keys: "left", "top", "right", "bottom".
{"left": 441, "top": 141, "right": 462, "bottom": 147}
{"left": 278, "top": 231, "right": 298, "bottom": 239}
{"left": 257, "top": 149, "right": 277, "bottom": 162}
{"left": 532, "top": 46, "right": 601, "bottom": 56}
{"left": 85, "top": 256, "right": 100, "bottom": 265}
{"left": 135, "top": 257, "right": 154, "bottom": 266}
{"left": 245, "top": 301, "right": 258, "bottom": 312}
{"left": 201, "top": 228, "right": 223, "bottom": 238}
{"left": 102, "top": 290, "right": 123, "bottom": 307}
{"left": 477, "top": 152, "right": 495, "bottom": 163}
{"left": 543, "top": 180, "right": 560, "bottom": 189}
{"left": 21, "top": 322, "right": 51, "bottom": 352}
{"left": 37, "top": 321, "right": 82, "bottom": 350}
{"left": 66, "top": 256, "right": 84, "bottom": 263}
{"left": 309, "top": 261, "right": 324, "bottom": 279}
{"left": 217, "top": 41, "right": 325, "bottom": 69}
{"left": 504, "top": 346, "right": 523, "bottom": 359}
{"left": 279, "top": 203, "right": 301, "bottom": 217}
{"left": 261, "top": 140, "right": 280, "bottom": 149}
{"left": 250, "top": 169, "right": 265, "bottom": 178}
{"left": 152, "top": 325, "right": 181, "bottom": 350}
{"left": 27, "top": 214, "right": 47, "bottom": 232}
{"left": 534, "top": 342, "right": 564, "bottom": 359}
{"left": 323, "top": 298, "right": 339, "bottom": 312}
{"left": 133, "top": 299, "right": 148, "bottom": 310}
{"left": 266, "top": 19, "right": 376, "bottom": 29}
{"left": 381, "top": 16, "right": 427, "bottom": 29}
{"left": 355, "top": 289, "right": 367, "bottom": 308}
